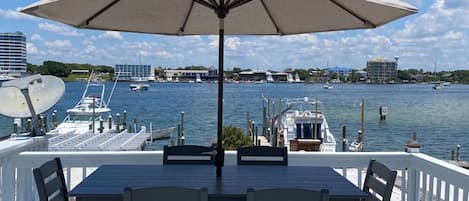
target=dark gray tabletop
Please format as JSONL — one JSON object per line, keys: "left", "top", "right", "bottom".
{"left": 70, "top": 165, "right": 367, "bottom": 201}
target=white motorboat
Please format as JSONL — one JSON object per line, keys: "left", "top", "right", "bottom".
{"left": 130, "top": 82, "right": 149, "bottom": 91}
{"left": 282, "top": 97, "right": 336, "bottom": 152}
{"left": 50, "top": 74, "right": 114, "bottom": 135}
{"left": 323, "top": 82, "right": 333, "bottom": 89}
{"left": 0, "top": 73, "right": 15, "bottom": 82}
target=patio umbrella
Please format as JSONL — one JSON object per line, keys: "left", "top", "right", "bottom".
{"left": 21, "top": 0, "right": 417, "bottom": 177}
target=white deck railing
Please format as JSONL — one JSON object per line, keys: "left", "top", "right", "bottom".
{"left": 1, "top": 144, "right": 469, "bottom": 201}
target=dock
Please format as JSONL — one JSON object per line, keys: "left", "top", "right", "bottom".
{"left": 47, "top": 126, "right": 174, "bottom": 151}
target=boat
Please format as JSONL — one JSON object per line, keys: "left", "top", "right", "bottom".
{"left": 0, "top": 73, "right": 15, "bottom": 82}
{"left": 130, "top": 82, "right": 149, "bottom": 91}
{"left": 323, "top": 82, "right": 333, "bottom": 89}
{"left": 294, "top": 73, "right": 302, "bottom": 83}
{"left": 432, "top": 62, "right": 442, "bottom": 90}
{"left": 195, "top": 74, "right": 202, "bottom": 83}
{"left": 49, "top": 73, "right": 114, "bottom": 135}
{"left": 282, "top": 97, "right": 336, "bottom": 152}
{"left": 432, "top": 83, "right": 442, "bottom": 90}
{"left": 287, "top": 73, "right": 294, "bottom": 83}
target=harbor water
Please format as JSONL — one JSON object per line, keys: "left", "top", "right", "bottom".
{"left": 1, "top": 82, "right": 468, "bottom": 161}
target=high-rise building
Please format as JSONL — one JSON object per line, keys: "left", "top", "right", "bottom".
{"left": 366, "top": 58, "right": 397, "bottom": 83}
{"left": 114, "top": 64, "right": 155, "bottom": 81}
{"left": 0, "top": 32, "right": 27, "bottom": 77}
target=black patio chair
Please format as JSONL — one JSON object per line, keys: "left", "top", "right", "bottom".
{"left": 237, "top": 146, "right": 288, "bottom": 165}
{"left": 247, "top": 188, "right": 329, "bottom": 201}
{"left": 163, "top": 145, "right": 216, "bottom": 165}
{"left": 124, "top": 187, "right": 208, "bottom": 201}
{"left": 33, "top": 157, "right": 69, "bottom": 201}
{"left": 363, "top": 160, "right": 397, "bottom": 201}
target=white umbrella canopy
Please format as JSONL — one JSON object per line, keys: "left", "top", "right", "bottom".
{"left": 21, "top": 0, "right": 417, "bottom": 177}
{"left": 22, "top": 0, "right": 417, "bottom": 35}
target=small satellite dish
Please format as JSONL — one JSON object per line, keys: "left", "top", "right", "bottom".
{"left": 0, "top": 75, "right": 65, "bottom": 118}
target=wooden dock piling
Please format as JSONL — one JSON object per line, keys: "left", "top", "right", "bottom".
{"left": 116, "top": 113, "right": 120, "bottom": 132}
{"left": 52, "top": 110, "right": 58, "bottom": 129}
{"left": 342, "top": 126, "right": 346, "bottom": 152}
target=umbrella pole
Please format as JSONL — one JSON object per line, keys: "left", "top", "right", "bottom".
{"left": 216, "top": 18, "right": 225, "bottom": 178}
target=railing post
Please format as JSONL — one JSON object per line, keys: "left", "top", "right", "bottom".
{"left": 17, "top": 167, "right": 34, "bottom": 201}
{"left": 407, "top": 167, "right": 419, "bottom": 201}
{"left": 2, "top": 157, "right": 16, "bottom": 201}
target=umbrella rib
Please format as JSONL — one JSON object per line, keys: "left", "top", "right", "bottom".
{"left": 227, "top": 0, "right": 252, "bottom": 9}
{"left": 259, "top": 0, "right": 282, "bottom": 35}
{"left": 194, "top": 0, "right": 217, "bottom": 10}
{"left": 208, "top": 0, "right": 220, "bottom": 7}
{"left": 78, "top": 0, "right": 120, "bottom": 27}
{"left": 180, "top": 1, "right": 196, "bottom": 34}
{"left": 330, "top": 0, "right": 376, "bottom": 28}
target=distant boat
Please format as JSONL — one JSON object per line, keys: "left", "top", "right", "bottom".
{"left": 294, "top": 73, "right": 302, "bottom": 83}
{"left": 195, "top": 74, "right": 202, "bottom": 83}
{"left": 287, "top": 73, "right": 294, "bottom": 83}
{"left": 130, "top": 82, "right": 149, "bottom": 91}
{"left": 432, "top": 62, "right": 441, "bottom": 90}
{"left": 323, "top": 82, "right": 333, "bottom": 89}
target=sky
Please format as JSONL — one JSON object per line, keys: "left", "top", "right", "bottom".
{"left": 1, "top": 0, "right": 468, "bottom": 72}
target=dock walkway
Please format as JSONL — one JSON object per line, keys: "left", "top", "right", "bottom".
{"left": 47, "top": 128, "right": 151, "bottom": 151}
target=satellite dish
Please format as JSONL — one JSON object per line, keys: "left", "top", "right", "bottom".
{"left": 0, "top": 75, "right": 65, "bottom": 118}
{"left": 0, "top": 74, "right": 65, "bottom": 136}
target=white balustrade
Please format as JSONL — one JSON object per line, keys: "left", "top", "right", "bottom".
{"left": 1, "top": 146, "right": 469, "bottom": 201}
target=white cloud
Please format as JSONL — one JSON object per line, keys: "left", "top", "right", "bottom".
{"left": 0, "top": 8, "right": 36, "bottom": 20}
{"left": 26, "top": 42, "right": 39, "bottom": 54}
{"left": 102, "top": 31, "right": 123, "bottom": 40}
{"left": 38, "top": 22, "right": 83, "bottom": 36}
{"left": 283, "top": 34, "right": 318, "bottom": 43}
{"left": 226, "top": 37, "right": 240, "bottom": 50}
{"left": 443, "top": 0, "right": 469, "bottom": 9}
{"left": 155, "top": 51, "right": 172, "bottom": 58}
{"left": 84, "top": 45, "right": 97, "bottom": 54}
{"left": 30, "top": 34, "right": 43, "bottom": 41}
{"left": 44, "top": 40, "right": 72, "bottom": 48}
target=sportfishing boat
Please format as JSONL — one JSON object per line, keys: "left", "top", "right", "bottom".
{"left": 129, "top": 82, "right": 149, "bottom": 91}
{"left": 282, "top": 97, "right": 336, "bottom": 152}
{"left": 49, "top": 74, "right": 115, "bottom": 135}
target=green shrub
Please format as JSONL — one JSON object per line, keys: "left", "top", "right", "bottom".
{"left": 223, "top": 126, "right": 253, "bottom": 150}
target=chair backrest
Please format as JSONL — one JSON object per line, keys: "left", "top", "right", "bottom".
{"left": 163, "top": 145, "right": 215, "bottom": 165}
{"left": 363, "top": 160, "right": 397, "bottom": 201}
{"left": 237, "top": 146, "right": 288, "bottom": 165}
{"left": 33, "top": 157, "right": 68, "bottom": 201}
{"left": 123, "top": 186, "right": 208, "bottom": 201}
{"left": 247, "top": 188, "right": 329, "bottom": 201}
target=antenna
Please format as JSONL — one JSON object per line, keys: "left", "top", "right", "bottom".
{"left": 0, "top": 74, "right": 65, "bottom": 136}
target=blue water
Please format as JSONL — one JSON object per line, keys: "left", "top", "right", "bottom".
{"left": 1, "top": 82, "right": 468, "bottom": 161}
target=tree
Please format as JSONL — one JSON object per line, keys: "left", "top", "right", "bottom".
{"left": 223, "top": 126, "right": 253, "bottom": 150}
{"left": 43, "top": 61, "right": 70, "bottom": 77}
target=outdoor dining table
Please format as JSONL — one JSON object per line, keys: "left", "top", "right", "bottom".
{"left": 69, "top": 165, "right": 368, "bottom": 201}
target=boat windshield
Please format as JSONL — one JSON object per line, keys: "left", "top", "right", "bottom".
{"left": 64, "top": 114, "right": 102, "bottom": 122}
